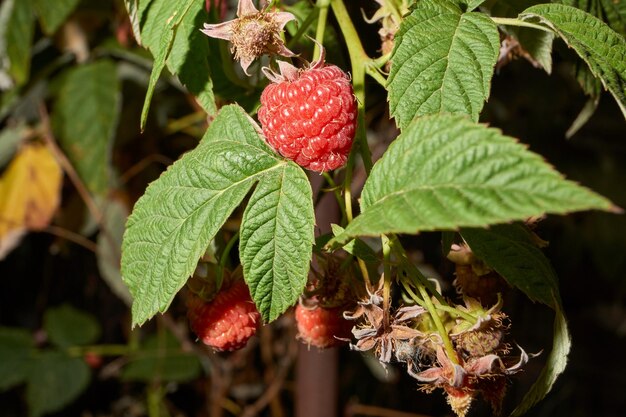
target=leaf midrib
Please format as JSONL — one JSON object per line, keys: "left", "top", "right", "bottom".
{"left": 132, "top": 162, "right": 285, "bottom": 318}
{"left": 365, "top": 180, "right": 593, "bottom": 211}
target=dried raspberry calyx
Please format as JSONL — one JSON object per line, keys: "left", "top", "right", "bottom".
{"left": 258, "top": 53, "right": 357, "bottom": 172}
{"left": 200, "top": 0, "right": 296, "bottom": 75}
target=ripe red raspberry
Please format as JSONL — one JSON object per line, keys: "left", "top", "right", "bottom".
{"left": 258, "top": 58, "right": 357, "bottom": 172}
{"left": 295, "top": 303, "right": 353, "bottom": 349}
{"left": 187, "top": 281, "right": 261, "bottom": 351}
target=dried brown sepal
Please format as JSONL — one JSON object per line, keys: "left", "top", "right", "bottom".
{"left": 200, "top": 0, "right": 296, "bottom": 75}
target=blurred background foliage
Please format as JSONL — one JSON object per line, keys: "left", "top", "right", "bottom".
{"left": 0, "top": 0, "right": 624, "bottom": 416}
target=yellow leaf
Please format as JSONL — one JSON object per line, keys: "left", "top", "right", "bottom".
{"left": 0, "top": 143, "right": 63, "bottom": 259}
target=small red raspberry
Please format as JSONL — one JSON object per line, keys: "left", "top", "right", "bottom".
{"left": 258, "top": 58, "right": 357, "bottom": 172}
{"left": 187, "top": 281, "right": 261, "bottom": 351}
{"left": 295, "top": 303, "right": 353, "bottom": 349}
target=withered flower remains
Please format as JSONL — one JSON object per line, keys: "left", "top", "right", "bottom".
{"left": 201, "top": 0, "right": 296, "bottom": 75}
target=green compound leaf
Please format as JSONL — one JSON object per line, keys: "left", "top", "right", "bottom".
{"left": 461, "top": 224, "right": 558, "bottom": 308}
{"left": 520, "top": 4, "right": 626, "bottom": 118}
{"left": 43, "top": 305, "right": 101, "bottom": 348}
{"left": 511, "top": 300, "right": 571, "bottom": 416}
{"left": 33, "top": 0, "right": 80, "bottom": 35}
{"left": 0, "top": 0, "right": 35, "bottom": 87}
{"left": 0, "top": 327, "right": 33, "bottom": 390}
{"left": 388, "top": 0, "right": 500, "bottom": 129}
{"left": 122, "top": 105, "right": 313, "bottom": 326}
{"left": 240, "top": 164, "right": 314, "bottom": 322}
{"left": 53, "top": 60, "right": 120, "bottom": 196}
{"left": 331, "top": 115, "right": 615, "bottom": 245}
{"left": 139, "top": 0, "right": 216, "bottom": 129}
{"left": 26, "top": 351, "right": 90, "bottom": 417}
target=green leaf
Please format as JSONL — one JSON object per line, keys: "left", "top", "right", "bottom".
{"left": 331, "top": 115, "right": 615, "bottom": 244}
{"left": 122, "top": 0, "right": 142, "bottom": 43}
{"left": 488, "top": 0, "right": 554, "bottom": 73}
{"left": 0, "top": 327, "right": 33, "bottom": 390}
{"left": 520, "top": 4, "right": 626, "bottom": 118}
{"left": 565, "top": 94, "right": 600, "bottom": 138}
{"left": 461, "top": 224, "right": 558, "bottom": 308}
{"left": 53, "top": 60, "right": 120, "bottom": 196}
{"left": 388, "top": 0, "right": 500, "bottom": 128}
{"left": 0, "top": 124, "right": 25, "bottom": 168}
{"left": 43, "top": 305, "right": 101, "bottom": 348}
{"left": 33, "top": 0, "right": 80, "bottom": 35}
{"left": 97, "top": 197, "right": 133, "bottom": 306}
{"left": 26, "top": 351, "right": 90, "bottom": 417}
{"left": 457, "top": 222, "right": 572, "bottom": 413}
{"left": 463, "top": 0, "right": 489, "bottom": 12}
{"left": 240, "top": 163, "right": 314, "bottom": 322}
{"left": 138, "top": 0, "right": 216, "bottom": 129}
{"left": 331, "top": 224, "right": 379, "bottom": 263}
{"left": 441, "top": 231, "right": 455, "bottom": 257}
{"left": 122, "top": 105, "right": 288, "bottom": 326}
{"left": 121, "top": 332, "right": 201, "bottom": 382}
{"left": 558, "top": 0, "right": 626, "bottom": 35}
{"left": 510, "top": 301, "right": 571, "bottom": 416}
{"left": 0, "top": 0, "right": 35, "bottom": 86}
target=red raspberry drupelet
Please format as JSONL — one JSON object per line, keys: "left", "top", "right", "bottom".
{"left": 187, "top": 281, "right": 261, "bottom": 351}
{"left": 295, "top": 303, "right": 353, "bottom": 349}
{"left": 258, "top": 60, "right": 357, "bottom": 172}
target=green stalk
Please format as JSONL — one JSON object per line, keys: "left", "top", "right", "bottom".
{"left": 313, "top": 0, "right": 331, "bottom": 60}
{"left": 322, "top": 172, "right": 347, "bottom": 217}
{"left": 400, "top": 278, "right": 426, "bottom": 308}
{"left": 329, "top": 0, "right": 373, "bottom": 173}
{"left": 365, "top": 65, "right": 388, "bottom": 88}
{"left": 217, "top": 230, "right": 240, "bottom": 289}
{"left": 436, "top": 305, "right": 477, "bottom": 324}
{"left": 389, "top": 236, "right": 446, "bottom": 305}
{"left": 287, "top": 8, "right": 319, "bottom": 49}
{"left": 416, "top": 283, "right": 459, "bottom": 365}
{"left": 382, "top": 234, "right": 392, "bottom": 330}
{"left": 491, "top": 17, "right": 554, "bottom": 33}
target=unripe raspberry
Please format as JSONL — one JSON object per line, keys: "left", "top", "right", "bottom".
{"left": 295, "top": 303, "right": 353, "bottom": 349}
{"left": 258, "top": 58, "right": 357, "bottom": 172}
{"left": 187, "top": 281, "right": 261, "bottom": 351}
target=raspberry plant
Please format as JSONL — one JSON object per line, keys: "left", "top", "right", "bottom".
{"left": 117, "top": 0, "right": 625, "bottom": 414}
{"left": 0, "top": 0, "right": 624, "bottom": 415}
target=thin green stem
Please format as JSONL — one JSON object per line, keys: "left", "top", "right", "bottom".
{"left": 217, "top": 231, "right": 240, "bottom": 289}
{"left": 436, "top": 305, "right": 476, "bottom": 324}
{"left": 313, "top": 0, "right": 331, "bottom": 60}
{"left": 365, "top": 65, "right": 387, "bottom": 88}
{"left": 329, "top": 0, "right": 373, "bottom": 173}
{"left": 400, "top": 277, "right": 426, "bottom": 308}
{"left": 416, "top": 284, "right": 458, "bottom": 365}
{"left": 343, "top": 156, "right": 355, "bottom": 223}
{"left": 387, "top": 0, "right": 404, "bottom": 23}
{"left": 322, "top": 172, "right": 346, "bottom": 216}
{"left": 382, "top": 235, "right": 392, "bottom": 330}
{"left": 287, "top": 8, "right": 319, "bottom": 49}
{"left": 389, "top": 236, "right": 446, "bottom": 305}
{"left": 491, "top": 17, "right": 554, "bottom": 33}
{"left": 372, "top": 52, "right": 392, "bottom": 68}
{"left": 147, "top": 384, "right": 165, "bottom": 417}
